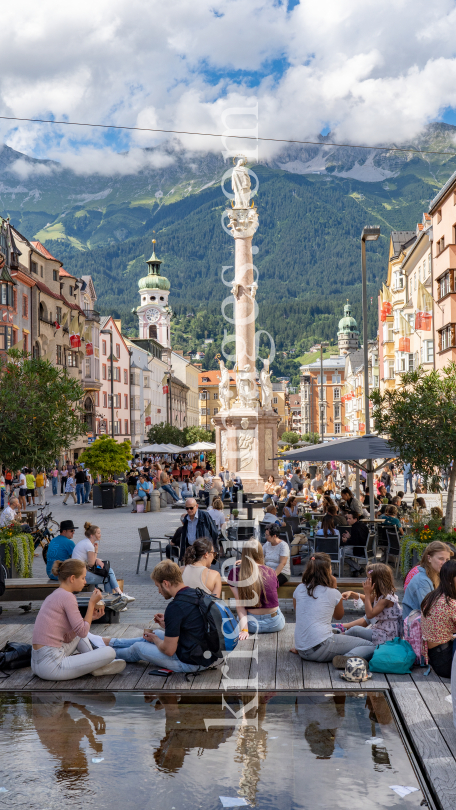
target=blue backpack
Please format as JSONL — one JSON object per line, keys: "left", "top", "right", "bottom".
{"left": 369, "top": 637, "right": 416, "bottom": 674}
{"left": 178, "top": 589, "right": 239, "bottom": 664}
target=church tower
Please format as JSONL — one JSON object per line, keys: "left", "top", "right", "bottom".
{"left": 337, "top": 300, "right": 360, "bottom": 355}
{"left": 136, "top": 239, "right": 171, "bottom": 348}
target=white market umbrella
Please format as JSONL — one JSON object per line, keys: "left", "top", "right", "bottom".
{"left": 182, "top": 441, "right": 216, "bottom": 451}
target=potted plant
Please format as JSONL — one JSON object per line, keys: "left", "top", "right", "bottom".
{"left": 79, "top": 436, "right": 131, "bottom": 509}
{"left": 232, "top": 509, "right": 239, "bottom": 520}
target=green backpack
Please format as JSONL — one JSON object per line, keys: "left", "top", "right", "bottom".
{"left": 368, "top": 637, "right": 416, "bottom": 674}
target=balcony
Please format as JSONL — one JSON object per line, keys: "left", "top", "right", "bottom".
{"left": 84, "top": 309, "right": 100, "bottom": 322}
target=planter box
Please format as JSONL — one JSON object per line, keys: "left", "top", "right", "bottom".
{"left": 92, "top": 484, "right": 125, "bottom": 509}
{"left": 0, "top": 542, "right": 20, "bottom": 578}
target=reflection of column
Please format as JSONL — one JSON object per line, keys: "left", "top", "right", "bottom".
{"left": 235, "top": 697, "right": 267, "bottom": 805}
{"left": 229, "top": 207, "right": 259, "bottom": 389}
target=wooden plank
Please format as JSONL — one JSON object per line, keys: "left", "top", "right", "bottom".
{"left": 164, "top": 672, "right": 195, "bottom": 690}
{"left": 0, "top": 623, "right": 23, "bottom": 647}
{"left": 410, "top": 669, "right": 456, "bottom": 756}
{"left": 256, "top": 633, "right": 277, "bottom": 690}
{"left": 302, "top": 659, "right": 332, "bottom": 690}
{"left": 223, "top": 637, "right": 256, "bottom": 690}
{"left": 329, "top": 662, "right": 388, "bottom": 691}
{"left": 105, "top": 624, "right": 148, "bottom": 690}
{"left": 134, "top": 667, "right": 169, "bottom": 691}
{"left": 276, "top": 624, "right": 303, "bottom": 690}
{"left": 190, "top": 663, "right": 223, "bottom": 691}
{"left": 0, "top": 624, "right": 35, "bottom": 690}
{"left": 388, "top": 673, "right": 456, "bottom": 810}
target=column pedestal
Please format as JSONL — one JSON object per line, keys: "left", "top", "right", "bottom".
{"left": 214, "top": 408, "right": 280, "bottom": 493}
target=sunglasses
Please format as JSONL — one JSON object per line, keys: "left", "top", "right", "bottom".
{"left": 210, "top": 551, "right": 219, "bottom": 561}
{"left": 185, "top": 505, "right": 196, "bottom": 511}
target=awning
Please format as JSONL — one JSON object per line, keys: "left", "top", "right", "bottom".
{"left": 279, "top": 434, "right": 398, "bottom": 474}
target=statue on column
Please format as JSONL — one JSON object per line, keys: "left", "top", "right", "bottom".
{"left": 237, "top": 364, "right": 256, "bottom": 408}
{"left": 232, "top": 155, "right": 251, "bottom": 209}
{"left": 260, "top": 357, "right": 273, "bottom": 411}
{"left": 218, "top": 359, "right": 231, "bottom": 411}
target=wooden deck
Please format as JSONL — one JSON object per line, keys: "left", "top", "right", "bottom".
{"left": 2, "top": 622, "right": 456, "bottom": 810}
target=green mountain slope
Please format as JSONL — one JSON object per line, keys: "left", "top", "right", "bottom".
{"left": 1, "top": 123, "right": 456, "bottom": 382}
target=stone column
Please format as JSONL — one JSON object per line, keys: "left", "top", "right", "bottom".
{"left": 234, "top": 235, "right": 256, "bottom": 371}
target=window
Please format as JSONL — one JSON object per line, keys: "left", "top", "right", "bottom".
{"left": 67, "top": 351, "right": 78, "bottom": 367}
{"left": 56, "top": 306, "right": 62, "bottom": 323}
{"left": 56, "top": 345, "right": 63, "bottom": 365}
{"left": 95, "top": 358, "right": 100, "bottom": 380}
{"left": 333, "top": 388, "right": 340, "bottom": 400}
{"left": 110, "top": 421, "right": 120, "bottom": 435}
{"left": 200, "top": 391, "right": 208, "bottom": 401}
{"left": 213, "top": 408, "right": 218, "bottom": 415}
{"left": 0, "top": 283, "right": 14, "bottom": 307}
{"left": 22, "top": 332, "right": 28, "bottom": 352}
{"left": 108, "top": 394, "right": 121, "bottom": 408}
{"left": 144, "top": 376, "right": 150, "bottom": 388}
{"left": 428, "top": 254, "right": 431, "bottom": 276}
{"left": 421, "top": 340, "right": 434, "bottom": 363}
{"left": 114, "top": 366, "right": 120, "bottom": 381}
{"left": 273, "top": 397, "right": 278, "bottom": 404}
{"left": 102, "top": 340, "right": 106, "bottom": 355}
{"left": 332, "top": 374, "right": 341, "bottom": 384}
{"left": 437, "top": 209, "right": 442, "bottom": 223}
{"left": 439, "top": 325, "right": 455, "bottom": 351}
{"left": 213, "top": 392, "right": 218, "bottom": 399}
{"left": 149, "top": 325, "right": 157, "bottom": 339}
{"left": 103, "top": 392, "right": 107, "bottom": 408}
{"left": 132, "top": 395, "right": 140, "bottom": 410}
{"left": 124, "top": 394, "right": 128, "bottom": 409}
{"left": 31, "top": 261, "right": 38, "bottom": 274}
{"left": 22, "top": 295, "right": 28, "bottom": 317}
{"left": 53, "top": 270, "right": 58, "bottom": 281}
{"left": 388, "top": 360, "right": 395, "bottom": 379}
{"left": 200, "top": 408, "right": 208, "bottom": 415}
{"left": 40, "top": 265, "right": 43, "bottom": 278}
{"left": 0, "top": 325, "right": 14, "bottom": 350}
{"left": 95, "top": 392, "right": 99, "bottom": 407}
{"left": 414, "top": 273, "right": 417, "bottom": 290}
{"left": 334, "top": 404, "right": 340, "bottom": 419}
{"left": 85, "top": 358, "right": 91, "bottom": 377}
{"left": 102, "top": 364, "right": 106, "bottom": 380}
{"left": 69, "top": 285, "right": 73, "bottom": 296}
{"left": 124, "top": 368, "right": 128, "bottom": 384}
{"left": 439, "top": 270, "right": 454, "bottom": 299}
{"left": 115, "top": 343, "right": 120, "bottom": 359}
{"left": 334, "top": 423, "right": 341, "bottom": 435}
{"left": 130, "top": 371, "right": 140, "bottom": 386}
{"left": 124, "top": 420, "right": 129, "bottom": 435}
{"left": 13, "top": 289, "right": 17, "bottom": 312}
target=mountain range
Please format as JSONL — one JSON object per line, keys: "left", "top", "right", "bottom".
{"left": 1, "top": 123, "right": 456, "bottom": 381}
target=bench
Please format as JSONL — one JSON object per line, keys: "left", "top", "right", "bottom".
{"left": 1, "top": 577, "right": 125, "bottom": 603}
{"left": 221, "top": 577, "right": 364, "bottom": 601}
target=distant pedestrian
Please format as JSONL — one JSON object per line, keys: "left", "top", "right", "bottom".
{"left": 63, "top": 474, "right": 76, "bottom": 505}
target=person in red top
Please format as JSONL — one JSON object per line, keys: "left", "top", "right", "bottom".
{"left": 4, "top": 469, "right": 12, "bottom": 495}
{"left": 227, "top": 539, "right": 285, "bottom": 638}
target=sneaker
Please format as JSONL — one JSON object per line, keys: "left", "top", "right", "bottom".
{"left": 91, "top": 659, "right": 126, "bottom": 677}
{"left": 120, "top": 606, "right": 128, "bottom": 612}
{"left": 120, "top": 592, "right": 135, "bottom": 602}
{"left": 175, "top": 499, "right": 185, "bottom": 505}
{"left": 332, "top": 655, "right": 368, "bottom": 670}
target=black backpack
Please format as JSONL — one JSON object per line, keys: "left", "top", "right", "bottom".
{"left": 177, "top": 589, "right": 238, "bottom": 666}
{"left": 0, "top": 642, "right": 32, "bottom": 677}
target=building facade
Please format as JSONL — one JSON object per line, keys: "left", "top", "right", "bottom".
{"left": 288, "top": 393, "right": 301, "bottom": 434}
{"left": 300, "top": 356, "right": 345, "bottom": 438}
{"left": 126, "top": 339, "right": 168, "bottom": 448}
{"left": 199, "top": 369, "right": 237, "bottom": 429}
{"left": 0, "top": 217, "right": 34, "bottom": 357}
{"left": 428, "top": 175, "right": 456, "bottom": 369}
{"left": 98, "top": 317, "right": 131, "bottom": 442}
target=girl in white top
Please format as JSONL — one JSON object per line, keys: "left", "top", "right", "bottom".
{"left": 206, "top": 497, "right": 227, "bottom": 532}
{"left": 72, "top": 522, "right": 135, "bottom": 601}
{"left": 263, "top": 524, "right": 290, "bottom": 585}
{"left": 180, "top": 537, "right": 222, "bottom": 597}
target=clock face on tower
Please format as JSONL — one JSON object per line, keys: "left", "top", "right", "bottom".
{"left": 145, "top": 307, "right": 160, "bottom": 323}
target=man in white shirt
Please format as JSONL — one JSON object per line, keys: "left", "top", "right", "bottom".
{"left": 0, "top": 497, "right": 18, "bottom": 528}
{"left": 18, "top": 470, "right": 27, "bottom": 510}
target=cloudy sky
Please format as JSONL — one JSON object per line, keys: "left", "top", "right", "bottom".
{"left": 3, "top": 0, "right": 456, "bottom": 174}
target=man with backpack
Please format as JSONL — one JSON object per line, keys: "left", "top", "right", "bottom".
{"left": 105, "top": 560, "right": 236, "bottom": 672}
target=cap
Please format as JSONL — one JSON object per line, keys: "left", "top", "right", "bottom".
{"left": 60, "top": 520, "right": 78, "bottom": 532}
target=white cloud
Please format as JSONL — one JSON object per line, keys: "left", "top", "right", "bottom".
{"left": 8, "top": 158, "right": 56, "bottom": 179}
{"left": 2, "top": 0, "right": 456, "bottom": 172}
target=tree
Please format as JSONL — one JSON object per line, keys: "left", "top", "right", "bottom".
{"left": 371, "top": 365, "right": 456, "bottom": 530}
{"left": 146, "top": 422, "right": 185, "bottom": 446}
{"left": 302, "top": 432, "right": 320, "bottom": 444}
{"left": 0, "top": 350, "right": 85, "bottom": 471}
{"left": 182, "top": 425, "right": 215, "bottom": 444}
{"left": 281, "top": 431, "right": 300, "bottom": 445}
{"left": 79, "top": 435, "right": 131, "bottom": 480}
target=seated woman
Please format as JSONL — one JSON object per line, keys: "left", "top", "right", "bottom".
{"left": 181, "top": 537, "right": 222, "bottom": 596}
{"left": 315, "top": 515, "right": 340, "bottom": 542}
{"left": 402, "top": 541, "right": 452, "bottom": 619}
{"left": 279, "top": 487, "right": 289, "bottom": 502}
{"left": 340, "top": 563, "right": 402, "bottom": 648}
{"left": 227, "top": 539, "right": 286, "bottom": 638}
{"left": 263, "top": 525, "right": 291, "bottom": 585}
{"left": 421, "top": 559, "right": 456, "bottom": 678}
{"left": 181, "top": 474, "right": 196, "bottom": 499}
{"left": 381, "top": 504, "right": 404, "bottom": 536}
{"left": 262, "top": 504, "right": 285, "bottom": 527}
{"left": 31, "top": 559, "right": 125, "bottom": 681}
{"left": 72, "top": 522, "right": 134, "bottom": 601}
{"left": 291, "top": 553, "right": 376, "bottom": 666}
{"left": 283, "top": 496, "right": 299, "bottom": 519}
{"left": 263, "top": 475, "right": 275, "bottom": 503}
{"left": 206, "top": 497, "right": 227, "bottom": 539}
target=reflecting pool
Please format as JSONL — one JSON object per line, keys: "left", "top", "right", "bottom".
{"left": 0, "top": 691, "right": 425, "bottom": 809}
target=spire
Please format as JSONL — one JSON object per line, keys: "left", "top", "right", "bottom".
{"left": 146, "top": 238, "right": 163, "bottom": 275}
{"left": 138, "top": 237, "right": 170, "bottom": 292}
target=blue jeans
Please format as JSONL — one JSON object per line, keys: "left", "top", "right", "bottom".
{"left": 246, "top": 607, "right": 285, "bottom": 635}
{"left": 404, "top": 474, "right": 413, "bottom": 493}
{"left": 263, "top": 493, "right": 272, "bottom": 502}
{"left": 75, "top": 483, "right": 84, "bottom": 504}
{"left": 109, "top": 629, "right": 205, "bottom": 672}
{"left": 84, "top": 481, "right": 91, "bottom": 503}
{"left": 85, "top": 567, "right": 119, "bottom": 594}
{"left": 51, "top": 477, "right": 58, "bottom": 495}
{"left": 222, "top": 487, "right": 232, "bottom": 501}
{"left": 161, "top": 484, "right": 180, "bottom": 502}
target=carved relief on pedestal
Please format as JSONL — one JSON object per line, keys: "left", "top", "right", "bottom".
{"left": 221, "top": 430, "right": 228, "bottom": 468}
{"left": 227, "top": 207, "right": 259, "bottom": 240}
{"left": 264, "top": 428, "right": 273, "bottom": 469}
{"left": 238, "top": 429, "right": 255, "bottom": 472}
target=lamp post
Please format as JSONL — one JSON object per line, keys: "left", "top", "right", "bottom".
{"left": 100, "top": 328, "right": 114, "bottom": 439}
{"left": 361, "top": 226, "right": 381, "bottom": 520}
{"left": 318, "top": 342, "right": 329, "bottom": 443}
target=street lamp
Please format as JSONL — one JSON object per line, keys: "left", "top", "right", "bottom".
{"left": 361, "top": 225, "right": 380, "bottom": 519}
{"left": 318, "top": 342, "right": 329, "bottom": 442}
{"left": 100, "top": 328, "right": 114, "bottom": 439}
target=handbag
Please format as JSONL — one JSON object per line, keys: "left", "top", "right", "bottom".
{"left": 368, "top": 637, "right": 416, "bottom": 674}
{"left": 0, "top": 641, "right": 32, "bottom": 677}
{"left": 89, "top": 560, "right": 111, "bottom": 583}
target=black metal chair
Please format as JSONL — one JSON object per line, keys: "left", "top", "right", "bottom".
{"left": 276, "top": 502, "right": 285, "bottom": 518}
{"left": 314, "top": 534, "right": 342, "bottom": 576}
{"left": 342, "top": 531, "right": 377, "bottom": 575}
{"left": 136, "top": 527, "right": 165, "bottom": 574}
{"left": 376, "top": 524, "right": 389, "bottom": 562}
{"left": 258, "top": 521, "right": 269, "bottom": 544}
{"left": 285, "top": 515, "right": 300, "bottom": 535}
{"left": 385, "top": 526, "right": 401, "bottom": 575}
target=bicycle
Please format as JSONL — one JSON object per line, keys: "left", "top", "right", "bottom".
{"left": 31, "top": 504, "right": 59, "bottom": 562}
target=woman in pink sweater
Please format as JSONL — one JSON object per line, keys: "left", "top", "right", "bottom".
{"left": 32, "top": 559, "right": 125, "bottom": 681}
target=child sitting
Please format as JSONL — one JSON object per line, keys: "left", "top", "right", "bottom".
{"left": 339, "top": 563, "right": 402, "bottom": 646}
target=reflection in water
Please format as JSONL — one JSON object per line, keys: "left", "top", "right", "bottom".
{"left": 0, "top": 691, "right": 424, "bottom": 810}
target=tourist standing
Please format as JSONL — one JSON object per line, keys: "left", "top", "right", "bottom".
{"left": 35, "top": 470, "right": 47, "bottom": 505}
{"left": 62, "top": 473, "right": 76, "bottom": 505}
{"left": 60, "top": 464, "right": 68, "bottom": 495}
{"left": 25, "top": 469, "right": 36, "bottom": 506}
{"left": 51, "top": 465, "right": 59, "bottom": 496}
{"left": 75, "top": 466, "right": 86, "bottom": 505}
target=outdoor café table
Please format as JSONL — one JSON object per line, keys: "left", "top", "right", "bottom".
{"left": 245, "top": 500, "right": 265, "bottom": 520}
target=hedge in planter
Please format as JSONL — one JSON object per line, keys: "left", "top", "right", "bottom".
{"left": 0, "top": 525, "right": 34, "bottom": 578}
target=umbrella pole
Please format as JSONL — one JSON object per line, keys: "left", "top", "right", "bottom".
{"left": 367, "top": 458, "right": 375, "bottom": 521}
{"left": 356, "top": 467, "right": 360, "bottom": 500}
